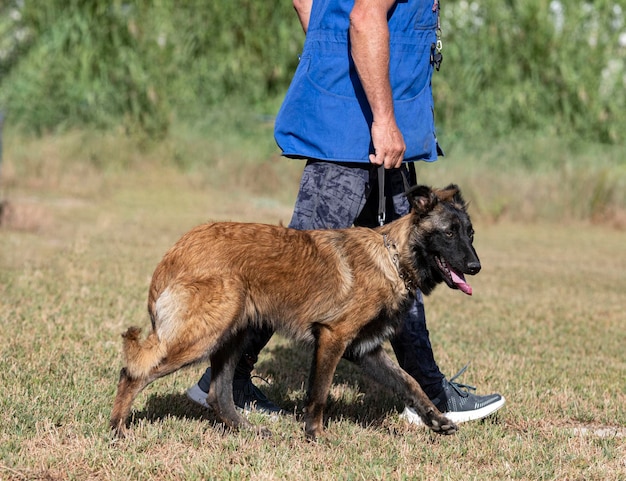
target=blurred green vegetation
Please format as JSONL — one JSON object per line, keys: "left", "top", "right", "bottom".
{"left": 437, "top": 0, "right": 626, "bottom": 145}
{"left": 0, "top": 0, "right": 624, "bottom": 144}
{"left": 0, "top": 0, "right": 302, "bottom": 135}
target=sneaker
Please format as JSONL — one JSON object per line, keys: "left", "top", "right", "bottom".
{"left": 232, "top": 377, "right": 284, "bottom": 416}
{"left": 186, "top": 383, "right": 211, "bottom": 409}
{"left": 185, "top": 368, "right": 284, "bottom": 416}
{"left": 400, "top": 365, "right": 505, "bottom": 426}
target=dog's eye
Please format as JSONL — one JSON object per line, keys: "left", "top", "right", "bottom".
{"left": 446, "top": 230, "right": 454, "bottom": 238}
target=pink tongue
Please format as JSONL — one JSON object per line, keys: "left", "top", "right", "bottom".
{"left": 451, "top": 271, "right": 472, "bottom": 295}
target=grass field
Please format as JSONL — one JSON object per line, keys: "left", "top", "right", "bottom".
{"left": 0, "top": 131, "right": 625, "bottom": 480}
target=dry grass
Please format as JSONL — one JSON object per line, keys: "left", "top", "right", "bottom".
{"left": 0, "top": 132, "right": 625, "bottom": 480}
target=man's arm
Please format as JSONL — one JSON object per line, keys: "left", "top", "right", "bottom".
{"left": 349, "top": 0, "right": 404, "bottom": 169}
{"left": 294, "top": 0, "right": 313, "bottom": 33}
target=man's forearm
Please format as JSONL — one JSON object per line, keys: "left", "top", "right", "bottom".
{"left": 294, "top": 0, "right": 313, "bottom": 33}
{"left": 349, "top": 0, "right": 405, "bottom": 168}
{"left": 349, "top": 0, "right": 396, "bottom": 124}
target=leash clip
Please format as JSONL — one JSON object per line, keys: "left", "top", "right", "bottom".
{"left": 432, "top": 0, "right": 443, "bottom": 71}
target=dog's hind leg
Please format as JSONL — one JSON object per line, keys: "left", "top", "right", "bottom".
{"left": 355, "top": 345, "right": 458, "bottom": 435}
{"left": 304, "top": 325, "right": 349, "bottom": 440}
{"left": 110, "top": 367, "right": 151, "bottom": 438}
{"left": 206, "top": 328, "right": 272, "bottom": 436}
{"left": 110, "top": 341, "right": 213, "bottom": 439}
{"left": 110, "top": 321, "right": 224, "bottom": 438}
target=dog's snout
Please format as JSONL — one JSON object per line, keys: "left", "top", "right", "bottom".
{"left": 467, "top": 261, "right": 481, "bottom": 275}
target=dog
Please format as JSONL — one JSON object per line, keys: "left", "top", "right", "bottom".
{"left": 110, "top": 184, "right": 480, "bottom": 440}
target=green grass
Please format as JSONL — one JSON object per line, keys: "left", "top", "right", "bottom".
{"left": 0, "top": 130, "right": 625, "bottom": 480}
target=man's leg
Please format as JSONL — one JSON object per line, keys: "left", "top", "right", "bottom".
{"left": 187, "top": 324, "right": 282, "bottom": 414}
{"left": 288, "top": 160, "right": 372, "bottom": 230}
{"left": 388, "top": 293, "right": 445, "bottom": 398}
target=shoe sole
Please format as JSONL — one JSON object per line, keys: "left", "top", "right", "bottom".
{"left": 186, "top": 386, "right": 283, "bottom": 420}
{"left": 400, "top": 396, "right": 506, "bottom": 426}
{"left": 186, "top": 385, "right": 211, "bottom": 409}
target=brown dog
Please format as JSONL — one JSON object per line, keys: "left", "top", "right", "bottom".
{"left": 111, "top": 184, "right": 480, "bottom": 440}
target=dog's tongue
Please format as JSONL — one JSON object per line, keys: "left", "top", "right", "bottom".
{"left": 451, "top": 270, "right": 472, "bottom": 295}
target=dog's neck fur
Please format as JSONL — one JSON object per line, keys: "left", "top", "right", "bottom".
{"left": 379, "top": 215, "right": 420, "bottom": 295}
{"left": 382, "top": 233, "right": 415, "bottom": 293}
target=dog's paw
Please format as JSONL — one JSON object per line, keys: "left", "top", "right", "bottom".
{"left": 110, "top": 422, "right": 130, "bottom": 440}
{"left": 429, "top": 415, "right": 458, "bottom": 435}
{"left": 256, "top": 426, "right": 273, "bottom": 438}
{"left": 304, "top": 424, "right": 323, "bottom": 442}
{"left": 305, "top": 431, "right": 319, "bottom": 443}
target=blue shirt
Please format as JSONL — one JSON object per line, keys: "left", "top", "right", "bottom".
{"left": 275, "top": 0, "right": 441, "bottom": 163}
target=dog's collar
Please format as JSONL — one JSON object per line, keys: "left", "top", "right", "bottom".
{"left": 383, "top": 234, "right": 415, "bottom": 293}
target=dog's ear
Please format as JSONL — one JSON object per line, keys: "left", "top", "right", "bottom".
{"left": 436, "top": 184, "right": 467, "bottom": 208}
{"left": 407, "top": 184, "right": 438, "bottom": 215}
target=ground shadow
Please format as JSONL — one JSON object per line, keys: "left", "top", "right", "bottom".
{"left": 127, "top": 337, "right": 406, "bottom": 433}
{"left": 131, "top": 392, "right": 220, "bottom": 428}
{"left": 257, "top": 340, "right": 404, "bottom": 429}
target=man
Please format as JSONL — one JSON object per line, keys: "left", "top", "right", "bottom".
{"left": 187, "top": 0, "right": 505, "bottom": 425}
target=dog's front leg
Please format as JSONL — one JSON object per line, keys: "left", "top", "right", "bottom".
{"left": 356, "top": 346, "right": 458, "bottom": 435}
{"left": 304, "top": 325, "right": 347, "bottom": 440}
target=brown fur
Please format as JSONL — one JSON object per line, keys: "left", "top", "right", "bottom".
{"left": 111, "top": 184, "right": 481, "bottom": 440}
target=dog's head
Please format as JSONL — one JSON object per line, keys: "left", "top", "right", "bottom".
{"left": 406, "top": 184, "right": 481, "bottom": 296}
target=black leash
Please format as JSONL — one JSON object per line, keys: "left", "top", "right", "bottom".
{"left": 377, "top": 165, "right": 386, "bottom": 226}
{"left": 377, "top": 163, "right": 417, "bottom": 226}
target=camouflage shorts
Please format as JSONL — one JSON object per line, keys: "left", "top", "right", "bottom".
{"left": 288, "top": 160, "right": 412, "bottom": 230}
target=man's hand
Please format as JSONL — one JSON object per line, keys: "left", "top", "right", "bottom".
{"left": 369, "top": 118, "right": 406, "bottom": 169}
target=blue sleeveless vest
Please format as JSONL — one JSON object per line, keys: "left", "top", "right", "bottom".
{"left": 274, "top": 0, "right": 441, "bottom": 163}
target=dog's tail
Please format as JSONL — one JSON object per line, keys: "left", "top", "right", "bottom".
{"left": 121, "top": 326, "right": 167, "bottom": 379}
